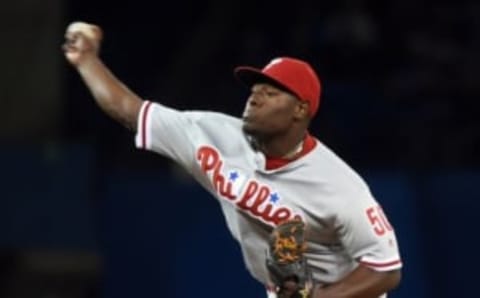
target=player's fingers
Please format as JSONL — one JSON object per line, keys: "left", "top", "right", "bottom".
{"left": 63, "top": 32, "right": 77, "bottom": 46}
{"left": 62, "top": 39, "right": 79, "bottom": 56}
{"left": 62, "top": 42, "right": 77, "bottom": 54}
{"left": 64, "top": 32, "right": 95, "bottom": 53}
{"left": 64, "top": 32, "right": 89, "bottom": 45}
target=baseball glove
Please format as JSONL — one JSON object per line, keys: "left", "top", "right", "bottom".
{"left": 266, "top": 219, "right": 310, "bottom": 298}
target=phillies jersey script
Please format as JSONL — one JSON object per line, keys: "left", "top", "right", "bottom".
{"left": 135, "top": 101, "right": 402, "bottom": 289}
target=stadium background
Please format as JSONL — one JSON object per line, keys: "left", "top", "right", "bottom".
{"left": 1, "top": 0, "right": 479, "bottom": 297}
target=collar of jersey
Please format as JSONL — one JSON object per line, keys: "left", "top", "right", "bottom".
{"left": 265, "top": 133, "right": 317, "bottom": 170}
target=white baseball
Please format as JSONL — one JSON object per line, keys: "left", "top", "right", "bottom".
{"left": 67, "top": 21, "right": 98, "bottom": 39}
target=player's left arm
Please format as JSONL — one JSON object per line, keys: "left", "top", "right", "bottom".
{"left": 312, "top": 264, "right": 401, "bottom": 298}
{"left": 314, "top": 196, "right": 403, "bottom": 297}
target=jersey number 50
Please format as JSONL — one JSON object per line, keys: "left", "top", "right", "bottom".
{"left": 366, "top": 205, "right": 393, "bottom": 236}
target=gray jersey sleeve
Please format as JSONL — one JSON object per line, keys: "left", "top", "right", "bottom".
{"left": 133, "top": 101, "right": 244, "bottom": 178}
{"left": 335, "top": 192, "right": 402, "bottom": 272}
{"left": 134, "top": 101, "right": 200, "bottom": 170}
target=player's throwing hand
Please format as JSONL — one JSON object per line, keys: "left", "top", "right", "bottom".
{"left": 63, "top": 21, "right": 103, "bottom": 66}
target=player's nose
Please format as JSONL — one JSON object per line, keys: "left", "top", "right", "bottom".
{"left": 247, "top": 92, "right": 262, "bottom": 107}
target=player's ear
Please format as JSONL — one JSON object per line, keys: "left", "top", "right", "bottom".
{"left": 293, "top": 100, "right": 309, "bottom": 121}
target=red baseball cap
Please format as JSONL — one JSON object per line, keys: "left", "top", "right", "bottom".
{"left": 234, "top": 57, "right": 322, "bottom": 117}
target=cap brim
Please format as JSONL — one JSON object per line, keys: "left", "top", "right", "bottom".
{"left": 234, "top": 66, "right": 296, "bottom": 96}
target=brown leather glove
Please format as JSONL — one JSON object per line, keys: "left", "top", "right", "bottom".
{"left": 266, "top": 219, "right": 311, "bottom": 298}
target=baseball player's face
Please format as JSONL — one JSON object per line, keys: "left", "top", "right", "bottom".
{"left": 242, "top": 83, "right": 299, "bottom": 137}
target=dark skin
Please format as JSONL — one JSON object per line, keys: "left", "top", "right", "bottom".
{"left": 63, "top": 24, "right": 142, "bottom": 131}
{"left": 241, "top": 83, "right": 310, "bottom": 158}
{"left": 63, "top": 22, "right": 401, "bottom": 298}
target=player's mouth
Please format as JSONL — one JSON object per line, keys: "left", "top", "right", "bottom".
{"left": 242, "top": 116, "right": 252, "bottom": 125}
{"left": 242, "top": 113, "right": 256, "bottom": 124}
{"left": 242, "top": 108, "right": 257, "bottom": 120}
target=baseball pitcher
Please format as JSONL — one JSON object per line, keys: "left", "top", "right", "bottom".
{"left": 63, "top": 21, "right": 402, "bottom": 298}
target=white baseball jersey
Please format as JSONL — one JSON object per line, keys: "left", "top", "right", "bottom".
{"left": 135, "top": 101, "right": 402, "bottom": 296}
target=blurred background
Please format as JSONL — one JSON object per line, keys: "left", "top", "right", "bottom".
{"left": 0, "top": 0, "right": 479, "bottom": 297}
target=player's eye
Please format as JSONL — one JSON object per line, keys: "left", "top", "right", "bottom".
{"left": 265, "top": 90, "right": 278, "bottom": 97}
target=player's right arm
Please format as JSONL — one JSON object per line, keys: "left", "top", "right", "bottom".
{"left": 63, "top": 22, "right": 143, "bottom": 131}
